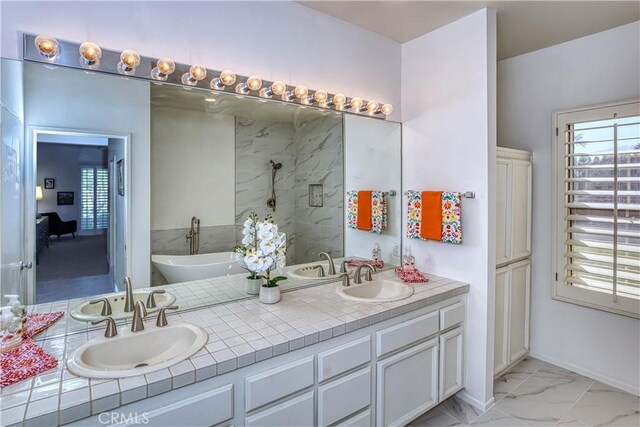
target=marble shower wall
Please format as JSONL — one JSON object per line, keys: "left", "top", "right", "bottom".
{"left": 293, "top": 114, "right": 344, "bottom": 264}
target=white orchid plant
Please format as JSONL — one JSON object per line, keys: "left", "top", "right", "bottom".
{"left": 234, "top": 213, "right": 287, "bottom": 288}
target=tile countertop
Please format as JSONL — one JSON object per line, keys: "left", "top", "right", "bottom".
{"left": 0, "top": 270, "right": 469, "bottom": 426}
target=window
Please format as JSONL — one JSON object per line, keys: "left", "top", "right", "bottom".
{"left": 80, "top": 167, "right": 109, "bottom": 231}
{"left": 554, "top": 101, "right": 640, "bottom": 318}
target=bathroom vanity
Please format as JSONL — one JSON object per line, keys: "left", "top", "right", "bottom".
{"left": 2, "top": 272, "right": 468, "bottom": 427}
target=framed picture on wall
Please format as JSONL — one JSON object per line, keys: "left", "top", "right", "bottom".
{"left": 57, "top": 191, "right": 74, "bottom": 205}
{"left": 117, "top": 159, "right": 125, "bottom": 196}
{"left": 309, "top": 184, "right": 323, "bottom": 207}
{"left": 44, "top": 178, "right": 55, "bottom": 189}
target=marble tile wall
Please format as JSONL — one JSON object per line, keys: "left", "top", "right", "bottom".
{"left": 293, "top": 114, "right": 344, "bottom": 264}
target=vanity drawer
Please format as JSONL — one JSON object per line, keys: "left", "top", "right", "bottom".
{"left": 376, "top": 311, "right": 439, "bottom": 357}
{"left": 245, "top": 356, "right": 314, "bottom": 411}
{"left": 440, "top": 301, "right": 465, "bottom": 331}
{"left": 318, "top": 336, "right": 371, "bottom": 382}
{"left": 318, "top": 367, "right": 371, "bottom": 426}
{"left": 245, "top": 391, "right": 314, "bottom": 427}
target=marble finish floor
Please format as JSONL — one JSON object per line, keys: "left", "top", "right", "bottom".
{"left": 410, "top": 357, "right": 639, "bottom": 427}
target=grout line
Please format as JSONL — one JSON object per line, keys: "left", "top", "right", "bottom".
{"left": 560, "top": 380, "right": 596, "bottom": 426}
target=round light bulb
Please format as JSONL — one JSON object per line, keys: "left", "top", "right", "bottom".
{"left": 34, "top": 35, "right": 59, "bottom": 59}
{"left": 365, "top": 100, "right": 379, "bottom": 114}
{"left": 189, "top": 65, "right": 207, "bottom": 81}
{"left": 157, "top": 58, "right": 175, "bottom": 75}
{"left": 246, "top": 76, "right": 262, "bottom": 91}
{"left": 313, "top": 90, "right": 328, "bottom": 104}
{"left": 380, "top": 104, "right": 394, "bottom": 115}
{"left": 271, "top": 81, "right": 286, "bottom": 96}
{"left": 79, "top": 42, "right": 102, "bottom": 66}
{"left": 332, "top": 93, "right": 346, "bottom": 107}
{"left": 294, "top": 85, "right": 308, "bottom": 99}
{"left": 349, "top": 97, "right": 363, "bottom": 111}
{"left": 120, "top": 50, "right": 140, "bottom": 69}
{"left": 220, "top": 70, "right": 236, "bottom": 86}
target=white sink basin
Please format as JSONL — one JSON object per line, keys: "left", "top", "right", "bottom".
{"left": 336, "top": 280, "right": 414, "bottom": 302}
{"left": 66, "top": 322, "right": 208, "bottom": 378}
{"left": 288, "top": 263, "right": 352, "bottom": 280}
{"left": 70, "top": 291, "right": 176, "bottom": 322}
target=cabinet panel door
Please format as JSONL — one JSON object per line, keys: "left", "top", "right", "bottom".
{"left": 496, "top": 158, "right": 512, "bottom": 265}
{"left": 376, "top": 338, "right": 439, "bottom": 427}
{"left": 318, "top": 368, "right": 371, "bottom": 426}
{"left": 439, "top": 327, "right": 464, "bottom": 401}
{"left": 509, "top": 260, "right": 531, "bottom": 364}
{"left": 510, "top": 160, "right": 532, "bottom": 261}
{"left": 245, "top": 392, "right": 314, "bottom": 427}
{"left": 494, "top": 267, "right": 510, "bottom": 374}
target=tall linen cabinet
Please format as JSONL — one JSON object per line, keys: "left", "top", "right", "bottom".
{"left": 494, "top": 147, "right": 533, "bottom": 377}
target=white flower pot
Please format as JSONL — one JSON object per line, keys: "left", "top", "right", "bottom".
{"left": 259, "top": 285, "right": 281, "bottom": 304}
{"left": 245, "top": 277, "right": 262, "bottom": 295}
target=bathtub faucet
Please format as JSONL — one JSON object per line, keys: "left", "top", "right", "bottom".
{"left": 186, "top": 216, "right": 201, "bottom": 255}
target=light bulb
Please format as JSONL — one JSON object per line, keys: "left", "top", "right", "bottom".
{"left": 236, "top": 75, "right": 262, "bottom": 94}
{"left": 118, "top": 50, "right": 140, "bottom": 75}
{"left": 220, "top": 70, "right": 236, "bottom": 86}
{"left": 151, "top": 58, "right": 175, "bottom": 81}
{"left": 260, "top": 81, "right": 287, "bottom": 98}
{"left": 182, "top": 64, "right": 207, "bottom": 86}
{"left": 313, "top": 90, "right": 328, "bottom": 104}
{"left": 380, "top": 104, "right": 394, "bottom": 115}
{"left": 293, "top": 85, "right": 308, "bottom": 99}
{"left": 79, "top": 42, "right": 102, "bottom": 68}
{"left": 365, "top": 100, "right": 379, "bottom": 114}
{"left": 34, "top": 35, "right": 59, "bottom": 59}
{"left": 349, "top": 97, "right": 363, "bottom": 111}
{"left": 331, "top": 93, "right": 346, "bottom": 109}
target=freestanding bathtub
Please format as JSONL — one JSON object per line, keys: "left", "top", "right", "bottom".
{"left": 151, "top": 252, "right": 245, "bottom": 284}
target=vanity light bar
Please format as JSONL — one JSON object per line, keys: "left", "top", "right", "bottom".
{"left": 24, "top": 33, "right": 393, "bottom": 119}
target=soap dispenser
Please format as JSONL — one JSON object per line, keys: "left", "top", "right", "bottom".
{"left": 402, "top": 246, "right": 416, "bottom": 271}
{"left": 0, "top": 306, "right": 22, "bottom": 353}
{"left": 372, "top": 243, "right": 382, "bottom": 263}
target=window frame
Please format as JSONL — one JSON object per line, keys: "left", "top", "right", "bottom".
{"left": 552, "top": 99, "right": 640, "bottom": 319}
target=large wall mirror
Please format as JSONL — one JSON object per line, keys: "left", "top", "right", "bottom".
{"left": 2, "top": 58, "right": 401, "bottom": 331}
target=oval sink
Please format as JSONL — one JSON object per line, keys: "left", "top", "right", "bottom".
{"left": 66, "top": 322, "right": 208, "bottom": 378}
{"left": 288, "top": 264, "right": 352, "bottom": 280}
{"left": 70, "top": 291, "right": 176, "bottom": 322}
{"left": 336, "top": 280, "right": 414, "bottom": 302}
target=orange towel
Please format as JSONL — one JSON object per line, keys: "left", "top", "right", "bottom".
{"left": 357, "top": 191, "right": 372, "bottom": 231}
{"left": 420, "top": 191, "right": 442, "bottom": 240}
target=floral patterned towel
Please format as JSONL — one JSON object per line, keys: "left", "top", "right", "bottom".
{"left": 0, "top": 338, "right": 58, "bottom": 387}
{"left": 347, "top": 259, "right": 385, "bottom": 269}
{"left": 347, "top": 191, "right": 388, "bottom": 234}
{"left": 24, "top": 312, "right": 64, "bottom": 338}
{"left": 394, "top": 268, "right": 429, "bottom": 284}
{"left": 406, "top": 191, "right": 462, "bottom": 244}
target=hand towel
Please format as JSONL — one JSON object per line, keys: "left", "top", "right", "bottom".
{"left": 420, "top": 191, "right": 443, "bottom": 240}
{"left": 394, "top": 267, "right": 429, "bottom": 284}
{"left": 347, "top": 191, "right": 388, "bottom": 234}
{"left": 1, "top": 338, "right": 58, "bottom": 387}
{"left": 24, "top": 312, "right": 64, "bottom": 338}
{"left": 357, "top": 191, "right": 373, "bottom": 231}
{"left": 347, "top": 258, "right": 385, "bottom": 269}
{"left": 406, "top": 191, "right": 462, "bottom": 244}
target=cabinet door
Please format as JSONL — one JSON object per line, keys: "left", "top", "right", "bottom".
{"left": 508, "top": 260, "right": 531, "bottom": 364}
{"left": 245, "top": 392, "right": 314, "bottom": 427}
{"left": 496, "top": 158, "right": 512, "bottom": 265}
{"left": 376, "top": 339, "right": 439, "bottom": 427}
{"left": 439, "top": 327, "right": 464, "bottom": 401}
{"left": 510, "top": 160, "right": 532, "bottom": 261}
{"left": 494, "top": 267, "right": 510, "bottom": 375}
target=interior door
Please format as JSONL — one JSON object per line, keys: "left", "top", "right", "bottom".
{"left": 1, "top": 60, "right": 28, "bottom": 301}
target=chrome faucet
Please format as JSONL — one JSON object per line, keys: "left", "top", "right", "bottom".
{"left": 123, "top": 276, "right": 135, "bottom": 313}
{"left": 186, "top": 216, "right": 201, "bottom": 255}
{"left": 318, "top": 252, "right": 336, "bottom": 275}
{"left": 353, "top": 264, "right": 376, "bottom": 284}
{"left": 131, "top": 300, "right": 147, "bottom": 332}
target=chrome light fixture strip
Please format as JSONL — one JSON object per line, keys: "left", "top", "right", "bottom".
{"left": 23, "top": 33, "right": 392, "bottom": 120}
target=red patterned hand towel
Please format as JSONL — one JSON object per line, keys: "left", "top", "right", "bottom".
{"left": 1, "top": 338, "right": 58, "bottom": 387}
{"left": 394, "top": 268, "right": 429, "bottom": 284}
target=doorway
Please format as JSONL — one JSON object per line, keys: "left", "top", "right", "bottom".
{"left": 28, "top": 129, "right": 129, "bottom": 304}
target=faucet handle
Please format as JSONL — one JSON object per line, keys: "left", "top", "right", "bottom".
{"left": 89, "top": 298, "right": 113, "bottom": 316}
{"left": 146, "top": 289, "right": 166, "bottom": 309}
{"left": 156, "top": 306, "right": 179, "bottom": 327}
{"left": 340, "top": 260, "right": 351, "bottom": 274}
{"left": 341, "top": 273, "right": 351, "bottom": 287}
{"left": 92, "top": 317, "right": 118, "bottom": 338}
{"left": 312, "top": 265, "right": 325, "bottom": 277}
{"left": 364, "top": 267, "right": 374, "bottom": 282}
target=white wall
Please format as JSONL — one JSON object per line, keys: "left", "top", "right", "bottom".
{"left": 108, "top": 138, "right": 126, "bottom": 287}
{"left": 24, "top": 62, "right": 151, "bottom": 289}
{"left": 151, "top": 106, "right": 235, "bottom": 230}
{"left": 402, "top": 9, "right": 497, "bottom": 409}
{"left": 37, "top": 143, "right": 107, "bottom": 226}
{"left": 344, "top": 115, "right": 402, "bottom": 263}
{"left": 0, "top": 1, "right": 401, "bottom": 121}
{"left": 498, "top": 21, "right": 640, "bottom": 394}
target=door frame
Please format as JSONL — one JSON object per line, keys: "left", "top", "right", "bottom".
{"left": 26, "top": 126, "right": 132, "bottom": 304}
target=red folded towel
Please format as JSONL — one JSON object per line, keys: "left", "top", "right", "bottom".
{"left": 24, "top": 312, "right": 64, "bottom": 338}
{"left": 394, "top": 268, "right": 429, "bottom": 284}
{"left": 347, "top": 259, "right": 385, "bottom": 269}
{"left": 1, "top": 338, "right": 58, "bottom": 387}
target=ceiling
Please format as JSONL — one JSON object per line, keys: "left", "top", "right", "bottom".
{"left": 297, "top": 1, "right": 640, "bottom": 60}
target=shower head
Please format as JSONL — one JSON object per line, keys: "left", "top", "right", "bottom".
{"left": 270, "top": 160, "right": 282, "bottom": 170}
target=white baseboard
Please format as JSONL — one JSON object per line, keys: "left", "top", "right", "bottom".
{"left": 529, "top": 350, "right": 640, "bottom": 397}
{"left": 455, "top": 390, "right": 496, "bottom": 412}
